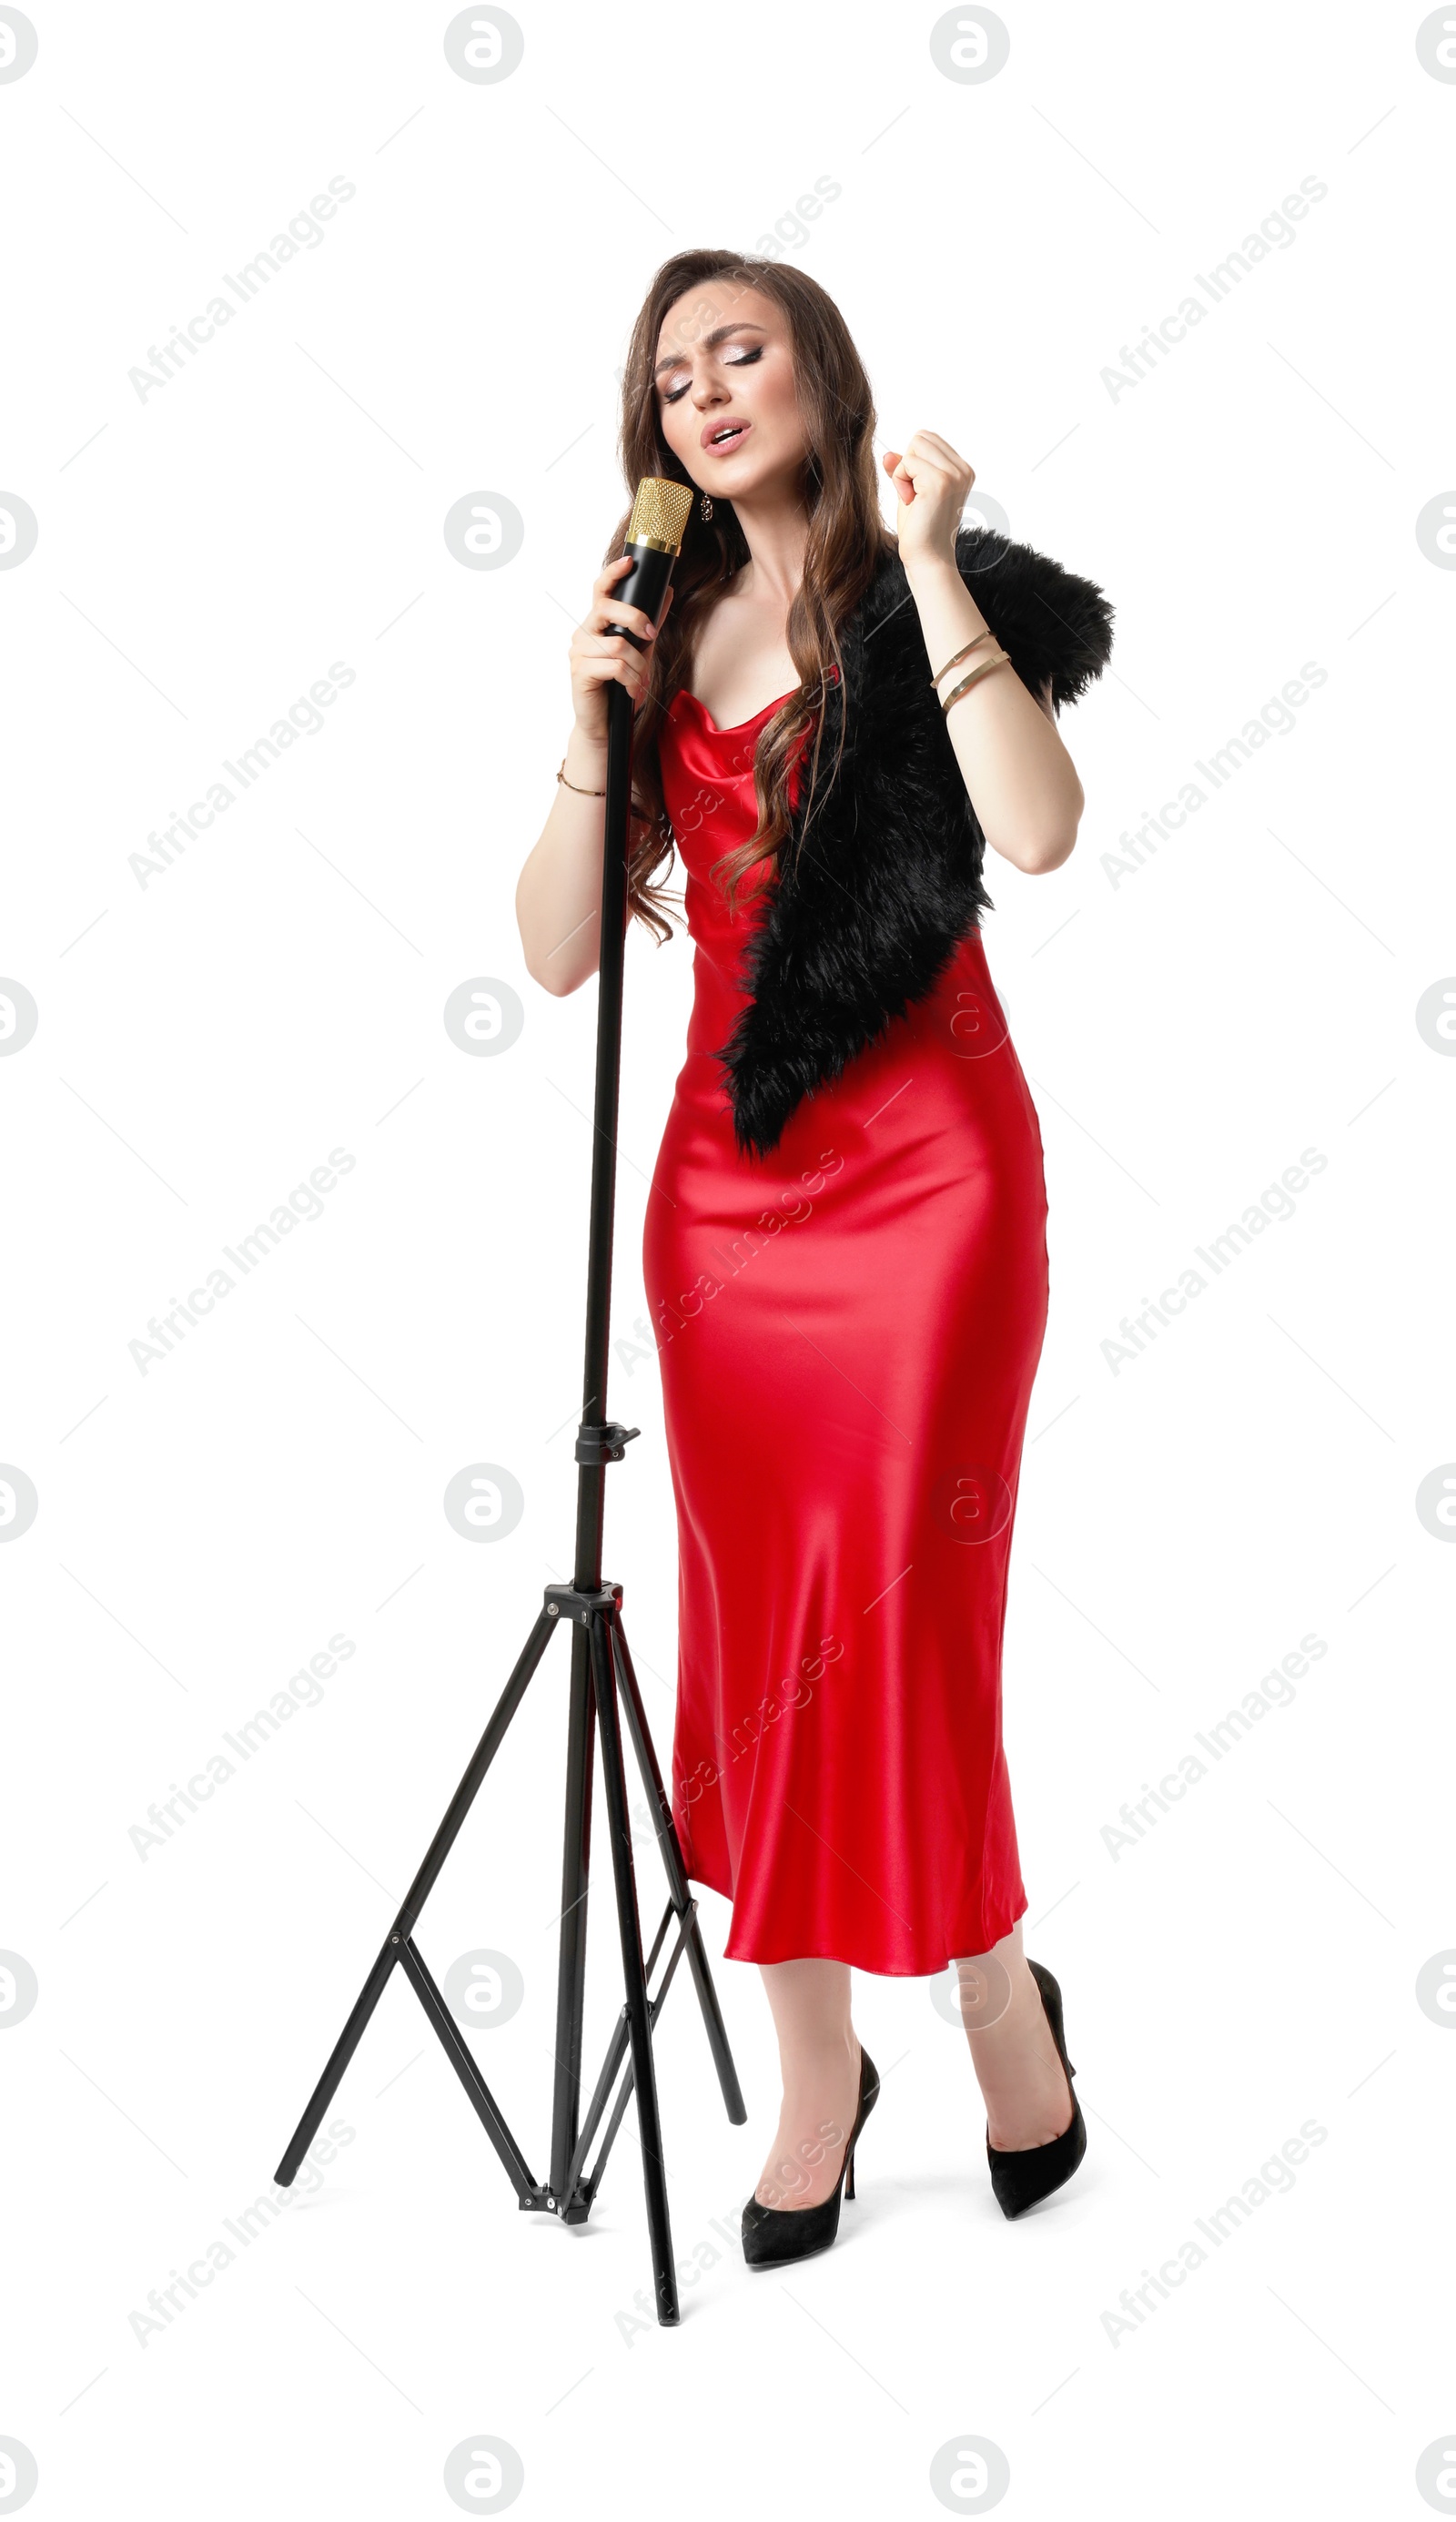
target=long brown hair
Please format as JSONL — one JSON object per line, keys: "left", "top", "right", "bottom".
{"left": 611, "top": 251, "right": 890, "bottom": 939}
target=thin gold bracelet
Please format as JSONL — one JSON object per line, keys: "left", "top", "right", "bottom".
{"left": 930, "top": 629, "right": 995, "bottom": 687}
{"left": 941, "top": 648, "right": 1011, "bottom": 714}
{"left": 557, "top": 757, "right": 606, "bottom": 796}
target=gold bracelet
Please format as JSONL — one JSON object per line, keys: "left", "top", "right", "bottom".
{"left": 941, "top": 647, "right": 1010, "bottom": 714}
{"left": 930, "top": 629, "right": 995, "bottom": 687}
{"left": 557, "top": 756, "right": 606, "bottom": 796}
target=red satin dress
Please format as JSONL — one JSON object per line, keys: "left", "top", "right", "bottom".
{"left": 642, "top": 682, "right": 1050, "bottom": 1975}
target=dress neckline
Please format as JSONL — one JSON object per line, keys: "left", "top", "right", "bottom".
{"left": 674, "top": 685, "right": 798, "bottom": 736}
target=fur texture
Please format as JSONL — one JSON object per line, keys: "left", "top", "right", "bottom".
{"left": 714, "top": 526, "right": 1115, "bottom": 1158}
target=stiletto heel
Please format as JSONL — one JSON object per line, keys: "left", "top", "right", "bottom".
{"left": 741, "top": 2044, "right": 878, "bottom": 2269}
{"left": 986, "top": 1959, "right": 1087, "bottom": 2219}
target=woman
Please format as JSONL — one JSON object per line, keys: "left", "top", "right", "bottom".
{"left": 516, "top": 250, "right": 1113, "bottom": 2266}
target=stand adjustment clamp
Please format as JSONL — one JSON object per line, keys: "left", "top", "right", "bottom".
{"left": 574, "top": 1421, "right": 640, "bottom": 1465}
{"left": 543, "top": 1582, "right": 623, "bottom": 1625}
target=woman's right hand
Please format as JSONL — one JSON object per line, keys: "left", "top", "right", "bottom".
{"left": 568, "top": 554, "right": 672, "bottom": 744}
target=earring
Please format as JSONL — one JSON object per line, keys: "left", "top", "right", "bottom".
{"left": 700, "top": 491, "right": 714, "bottom": 523}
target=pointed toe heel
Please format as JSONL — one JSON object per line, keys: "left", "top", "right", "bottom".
{"left": 986, "top": 1959, "right": 1087, "bottom": 2220}
{"left": 741, "top": 2045, "right": 879, "bottom": 2269}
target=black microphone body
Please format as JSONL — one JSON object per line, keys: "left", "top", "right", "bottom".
{"left": 611, "top": 541, "right": 676, "bottom": 651}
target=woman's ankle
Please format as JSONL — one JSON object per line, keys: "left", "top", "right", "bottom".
{"left": 774, "top": 2023, "right": 859, "bottom": 2102}
{"left": 756, "top": 2038, "right": 862, "bottom": 2208}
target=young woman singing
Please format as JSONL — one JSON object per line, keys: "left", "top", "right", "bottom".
{"left": 516, "top": 249, "right": 1113, "bottom": 2266}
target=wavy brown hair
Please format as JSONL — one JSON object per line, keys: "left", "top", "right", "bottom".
{"left": 611, "top": 250, "right": 891, "bottom": 940}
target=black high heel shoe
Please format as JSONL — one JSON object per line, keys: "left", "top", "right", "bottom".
{"left": 986, "top": 1959, "right": 1087, "bottom": 2219}
{"left": 741, "top": 2043, "right": 879, "bottom": 2269}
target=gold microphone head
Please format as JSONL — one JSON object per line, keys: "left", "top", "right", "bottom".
{"left": 626, "top": 477, "right": 695, "bottom": 555}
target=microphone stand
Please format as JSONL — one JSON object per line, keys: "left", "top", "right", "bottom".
{"left": 272, "top": 505, "right": 745, "bottom": 2327}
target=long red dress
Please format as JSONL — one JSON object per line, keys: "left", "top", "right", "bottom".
{"left": 642, "top": 682, "right": 1050, "bottom": 1975}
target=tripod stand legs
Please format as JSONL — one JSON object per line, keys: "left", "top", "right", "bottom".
{"left": 588, "top": 1614, "right": 678, "bottom": 2324}
{"left": 549, "top": 1620, "right": 594, "bottom": 2206}
{"left": 272, "top": 1582, "right": 743, "bottom": 2328}
{"left": 273, "top": 1605, "right": 558, "bottom": 2190}
{"left": 609, "top": 1616, "right": 745, "bottom": 2128}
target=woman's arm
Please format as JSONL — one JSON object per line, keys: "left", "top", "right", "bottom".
{"left": 515, "top": 556, "right": 667, "bottom": 996}
{"left": 884, "top": 434, "right": 1085, "bottom": 875}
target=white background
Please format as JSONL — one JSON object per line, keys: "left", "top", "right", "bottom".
{"left": 3, "top": 3, "right": 1453, "bottom": 2517}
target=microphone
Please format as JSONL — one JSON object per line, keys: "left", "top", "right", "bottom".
{"left": 610, "top": 478, "right": 695, "bottom": 650}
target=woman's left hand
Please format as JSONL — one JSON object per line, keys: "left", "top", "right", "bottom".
{"left": 882, "top": 431, "right": 974, "bottom": 574}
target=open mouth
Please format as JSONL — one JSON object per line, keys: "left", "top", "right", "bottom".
{"left": 703, "top": 420, "right": 751, "bottom": 454}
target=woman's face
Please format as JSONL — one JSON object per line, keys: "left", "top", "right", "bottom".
{"left": 652, "top": 281, "right": 809, "bottom": 502}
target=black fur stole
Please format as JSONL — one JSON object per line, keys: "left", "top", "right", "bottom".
{"left": 714, "top": 525, "right": 1115, "bottom": 1158}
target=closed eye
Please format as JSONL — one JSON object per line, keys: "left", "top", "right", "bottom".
{"left": 662, "top": 343, "right": 764, "bottom": 404}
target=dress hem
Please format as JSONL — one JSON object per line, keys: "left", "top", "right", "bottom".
{"left": 686, "top": 1865, "right": 1030, "bottom": 1979}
